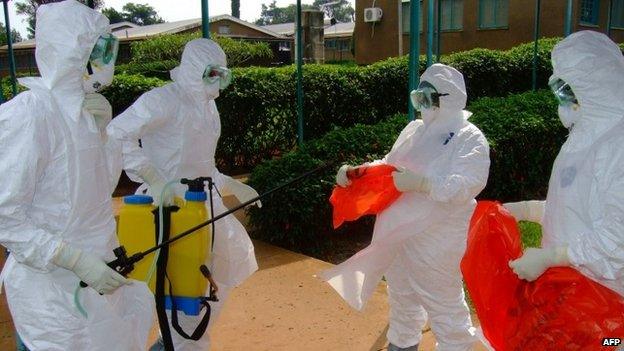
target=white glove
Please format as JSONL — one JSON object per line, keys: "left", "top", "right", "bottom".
{"left": 53, "top": 243, "right": 129, "bottom": 294}
{"left": 392, "top": 167, "right": 431, "bottom": 193}
{"left": 509, "top": 246, "right": 570, "bottom": 281}
{"left": 141, "top": 166, "right": 174, "bottom": 206}
{"left": 226, "top": 177, "right": 262, "bottom": 208}
{"left": 503, "top": 201, "right": 545, "bottom": 224}
{"left": 336, "top": 165, "right": 353, "bottom": 187}
{"left": 83, "top": 93, "right": 113, "bottom": 133}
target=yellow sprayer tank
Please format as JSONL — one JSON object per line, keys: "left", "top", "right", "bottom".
{"left": 117, "top": 195, "right": 156, "bottom": 291}
{"left": 166, "top": 191, "right": 211, "bottom": 315}
{"left": 117, "top": 190, "right": 212, "bottom": 316}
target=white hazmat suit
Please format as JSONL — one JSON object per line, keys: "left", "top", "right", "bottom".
{"left": 0, "top": 1, "right": 154, "bottom": 350}
{"left": 323, "top": 64, "right": 490, "bottom": 350}
{"left": 507, "top": 31, "right": 624, "bottom": 298}
{"left": 107, "top": 38, "right": 259, "bottom": 350}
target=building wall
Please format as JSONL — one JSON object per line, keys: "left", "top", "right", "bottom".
{"left": 325, "top": 37, "right": 354, "bottom": 61}
{"left": 355, "top": 0, "right": 406, "bottom": 64}
{"left": 210, "top": 19, "right": 275, "bottom": 39}
{"left": 355, "top": 0, "right": 624, "bottom": 64}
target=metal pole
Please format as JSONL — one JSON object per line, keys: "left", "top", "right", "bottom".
{"left": 408, "top": 0, "right": 421, "bottom": 121}
{"left": 398, "top": 0, "right": 403, "bottom": 56}
{"left": 436, "top": 0, "right": 441, "bottom": 62}
{"left": 3, "top": 0, "right": 17, "bottom": 97}
{"left": 607, "top": 0, "right": 613, "bottom": 37}
{"left": 426, "top": 0, "right": 434, "bottom": 67}
{"left": 564, "top": 0, "right": 573, "bottom": 36}
{"left": 532, "top": 0, "right": 541, "bottom": 91}
{"left": 201, "top": 0, "right": 210, "bottom": 39}
{"left": 296, "top": 0, "right": 304, "bottom": 144}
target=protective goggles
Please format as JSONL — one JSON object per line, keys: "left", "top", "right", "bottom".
{"left": 202, "top": 65, "right": 232, "bottom": 90}
{"left": 410, "top": 81, "right": 449, "bottom": 111}
{"left": 549, "top": 77, "right": 578, "bottom": 106}
{"left": 89, "top": 33, "right": 119, "bottom": 67}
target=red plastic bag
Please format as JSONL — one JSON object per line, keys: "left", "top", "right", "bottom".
{"left": 462, "top": 201, "right": 624, "bottom": 351}
{"left": 329, "top": 164, "right": 401, "bottom": 229}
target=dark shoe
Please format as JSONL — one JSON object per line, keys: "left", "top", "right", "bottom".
{"left": 388, "top": 342, "right": 419, "bottom": 351}
{"left": 148, "top": 337, "right": 165, "bottom": 351}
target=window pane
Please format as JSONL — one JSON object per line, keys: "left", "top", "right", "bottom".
{"left": 480, "top": 0, "right": 495, "bottom": 28}
{"left": 496, "top": 0, "right": 509, "bottom": 27}
{"left": 402, "top": 2, "right": 411, "bottom": 33}
{"left": 580, "top": 0, "right": 599, "bottom": 25}
{"left": 452, "top": 0, "right": 464, "bottom": 30}
{"left": 480, "top": 0, "right": 507, "bottom": 28}
{"left": 441, "top": 0, "right": 452, "bottom": 30}
{"left": 401, "top": 1, "right": 424, "bottom": 33}
{"left": 442, "top": 0, "right": 463, "bottom": 30}
{"left": 613, "top": 0, "right": 624, "bottom": 27}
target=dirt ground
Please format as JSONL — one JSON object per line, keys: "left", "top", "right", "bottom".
{"left": 0, "top": 241, "right": 487, "bottom": 351}
{"left": 0, "top": 190, "right": 489, "bottom": 351}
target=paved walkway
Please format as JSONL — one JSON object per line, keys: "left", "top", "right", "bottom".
{"left": 0, "top": 194, "right": 488, "bottom": 350}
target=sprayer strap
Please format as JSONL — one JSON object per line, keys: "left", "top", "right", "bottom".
{"left": 167, "top": 274, "right": 212, "bottom": 340}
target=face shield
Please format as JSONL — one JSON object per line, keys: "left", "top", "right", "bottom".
{"left": 550, "top": 77, "right": 582, "bottom": 129}
{"left": 202, "top": 65, "right": 232, "bottom": 90}
{"left": 410, "top": 81, "right": 449, "bottom": 111}
{"left": 83, "top": 33, "right": 119, "bottom": 93}
{"left": 549, "top": 77, "right": 578, "bottom": 107}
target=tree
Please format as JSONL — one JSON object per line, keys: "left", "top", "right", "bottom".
{"left": 231, "top": 0, "right": 240, "bottom": 19}
{"left": 0, "top": 23, "right": 23, "bottom": 45}
{"left": 121, "top": 3, "right": 164, "bottom": 26}
{"left": 313, "top": 0, "right": 355, "bottom": 22}
{"left": 255, "top": 1, "right": 315, "bottom": 26}
{"left": 102, "top": 7, "right": 125, "bottom": 24}
{"left": 102, "top": 3, "right": 164, "bottom": 26}
{"left": 15, "top": 0, "right": 103, "bottom": 38}
{"left": 255, "top": 0, "right": 354, "bottom": 25}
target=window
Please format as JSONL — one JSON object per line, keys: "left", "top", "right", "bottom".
{"left": 338, "top": 39, "right": 351, "bottom": 51}
{"left": 325, "top": 39, "right": 337, "bottom": 49}
{"left": 479, "top": 0, "right": 509, "bottom": 29}
{"left": 218, "top": 25, "right": 231, "bottom": 35}
{"left": 279, "top": 41, "right": 292, "bottom": 51}
{"left": 441, "top": 0, "right": 463, "bottom": 31}
{"left": 580, "top": 0, "right": 600, "bottom": 25}
{"left": 611, "top": 0, "right": 624, "bottom": 28}
{"left": 402, "top": 0, "right": 424, "bottom": 34}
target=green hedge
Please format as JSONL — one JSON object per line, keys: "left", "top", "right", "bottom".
{"left": 102, "top": 39, "right": 565, "bottom": 169}
{"left": 129, "top": 33, "right": 273, "bottom": 68}
{"left": 3, "top": 38, "right": 608, "bottom": 171}
{"left": 247, "top": 90, "right": 566, "bottom": 255}
{"left": 101, "top": 74, "right": 167, "bottom": 116}
{"left": 116, "top": 60, "right": 178, "bottom": 81}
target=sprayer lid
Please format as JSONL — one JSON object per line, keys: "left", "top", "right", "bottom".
{"left": 123, "top": 195, "right": 154, "bottom": 204}
{"left": 185, "top": 191, "right": 207, "bottom": 202}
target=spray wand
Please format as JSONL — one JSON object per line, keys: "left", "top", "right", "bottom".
{"left": 80, "top": 161, "right": 333, "bottom": 287}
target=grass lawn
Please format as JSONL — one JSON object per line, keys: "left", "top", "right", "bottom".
{"left": 518, "top": 221, "right": 543, "bottom": 249}
{"left": 465, "top": 221, "right": 543, "bottom": 312}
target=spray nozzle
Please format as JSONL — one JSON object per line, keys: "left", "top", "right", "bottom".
{"left": 180, "top": 177, "right": 213, "bottom": 192}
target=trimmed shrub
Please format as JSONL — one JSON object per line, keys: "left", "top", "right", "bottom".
{"left": 506, "top": 38, "right": 560, "bottom": 93}
{"left": 101, "top": 73, "right": 166, "bottom": 116}
{"left": 116, "top": 60, "right": 178, "bottom": 80}
{"left": 441, "top": 48, "right": 511, "bottom": 100}
{"left": 247, "top": 90, "right": 565, "bottom": 254}
{"left": 247, "top": 114, "right": 406, "bottom": 253}
{"left": 129, "top": 33, "right": 273, "bottom": 68}
{"left": 470, "top": 90, "right": 566, "bottom": 200}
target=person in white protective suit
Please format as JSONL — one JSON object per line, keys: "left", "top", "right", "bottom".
{"left": 505, "top": 31, "right": 624, "bottom": 300}
{"left": 0, "top": 1, "right": 154, "bottom": 350}
{"left": 324, "top": 63, "right": 490, "bottom": 351}
{"left": 107, "top": 38, "right": 260, "bottom": 351}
